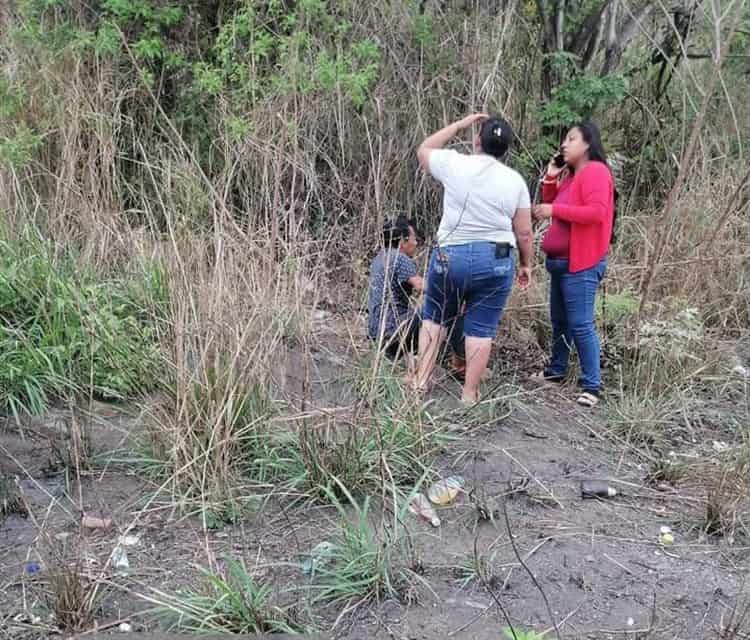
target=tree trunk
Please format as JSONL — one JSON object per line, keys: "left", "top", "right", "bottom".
{"left": 555, "top": 0, "right": 566, "bottom": 51}
{"left": 537, "top": 0, "right": 564, "bottom": 100}
{"left": 601, "top": 0, "right": 621, "bottom": 75}
{"left": 570, "top": 1, "right": 609, "bottom": 71}
{"left": 602, "top": 2, "right": 654, "bottom": 75}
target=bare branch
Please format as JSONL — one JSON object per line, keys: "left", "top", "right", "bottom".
{"left": 637, "top": 2, "right": 744, "bottom": 324}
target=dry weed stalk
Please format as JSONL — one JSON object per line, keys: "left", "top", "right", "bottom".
{"left": 143, "top": 226, "right": 320, "bottom": 505}
{"left": 705, "top": 467, "right": 748, "bottom": 539}
{"left": 45, "top": 556, "right": 105, "bottom": 634}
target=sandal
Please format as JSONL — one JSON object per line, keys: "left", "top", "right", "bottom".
{"left": 576, "top": 390, "right": 600, "bottom": 407}
{"left": 443, "top": 354, "right": 466, "bottom": 382}
{"left": 447, "top": 366, "right": 466, "bottom": 383}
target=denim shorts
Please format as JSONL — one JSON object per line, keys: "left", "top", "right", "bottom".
{"left": 422, "top": 242, "right": 515, "bottom": 339}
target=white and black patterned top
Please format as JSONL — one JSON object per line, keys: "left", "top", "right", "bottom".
{"left": 367, "top": 249, "right": 417, "bottom": 340}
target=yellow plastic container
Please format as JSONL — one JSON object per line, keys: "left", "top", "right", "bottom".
{"left": 428, "top": 476, "right": 464, "bottom": 506}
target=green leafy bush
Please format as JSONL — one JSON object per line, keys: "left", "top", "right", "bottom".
{"left": 541, "top": 73, "right": 627, "bottom": 128}
{"left": 0, "top": 79, "right": 42, "bottom": 169}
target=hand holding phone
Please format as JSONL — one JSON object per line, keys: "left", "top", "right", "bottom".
{"left": 546, "top": 149, "right": 566, "bottom": 179}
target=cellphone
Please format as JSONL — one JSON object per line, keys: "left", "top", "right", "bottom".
{"left": 552, "top": 151, "right": 566, "bottom": 168}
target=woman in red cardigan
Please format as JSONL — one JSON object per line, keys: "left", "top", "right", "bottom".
{"left": 532, "top": 121, "right": 615, "bottom": 407}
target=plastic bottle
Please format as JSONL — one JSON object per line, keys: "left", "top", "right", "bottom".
{"left": 82, "top": 515, "right": 112, "bottom": 530}
{"left": 659, "top": 526, "right": 674, "bottom": 545}
{"left": 428, "top": 476, "right": 465, "bottom": 506}
{"left": 111, "top": 546, "right": 130, "bottom": 575}
{"left": 410, "top": 494, "right": 441, "bottom": 527}
{"left": 302, "top": 541, "right": 336, "bottom": 575}
{"left": 580, "top": 480, "right": 617, "bottom": 499}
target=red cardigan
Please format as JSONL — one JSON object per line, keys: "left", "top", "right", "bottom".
{"left": 541, "top": 161, "right": 614, "bottom": 273}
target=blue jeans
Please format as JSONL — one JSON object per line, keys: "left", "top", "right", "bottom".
{"left": 545, "top": 257, "right": 607, "bottom": 391}
{"left": 422, "top": 242, "right": 515, "bottom": 338}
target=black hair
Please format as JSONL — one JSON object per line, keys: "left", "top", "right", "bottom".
{"left": 572, "top": 120, "right": 608, "bottom": 165}
{"left": 572, "top": 120, "right": 619, "bottom": 243}
{"left": 479, "top": 116, "right": 514, "bottom": 159}
{"left": 382, "top": 215, "right": 414, "bottom": 248}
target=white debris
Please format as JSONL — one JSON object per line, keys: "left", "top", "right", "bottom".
{"left": 732, "top": 365, "right": 748, "bottom": 378}
{"left": 111, "top": 546, "right": 130, "bottom": 575}
{"left": 118, "top": 622, "right": 132, "bottom": 632}
{"left": 120, "top": 535, "right": 140, "bottom": 547}
{"left": 81, "top": 515, "right": 112, "bottom": 530}
{"left": 660, "top": 526, "right": 672, "bottom": 535}
{"left": 713, "top": 441, "right": 730, "bottom": 453}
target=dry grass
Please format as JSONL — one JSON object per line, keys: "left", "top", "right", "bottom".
{"left": 705, "top": 466, "right": 750, "bottom": 540}
{"left": 44, "top": 558, "right": 106, "bottom": 634}
{"left": 137, "top": 223, "right": 321, "bottom": 503}
{"left": 722, "top": 595, "right": 750, "bottom": 639}
{"left": 0, "top": 1, "right": 749, "bottom": 636}
{"left": 0, "top": 475, "right": 27, "bottom": 519}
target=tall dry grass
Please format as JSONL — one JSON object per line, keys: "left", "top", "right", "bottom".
{"left": 0, "top": 0, "right": 747, "bottom": 515}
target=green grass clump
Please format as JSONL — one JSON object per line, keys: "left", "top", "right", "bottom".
{"left": 144, "top": 366, "right": 281, "bottom": 504}
{"left": 456, "top": 544, "right": 499, "bottom": 591}
{"left": 309, "top": 483, "right": 414, "bottom": 608}
{"left": 153, "top": 558, "right": 310, "bottom": 634}
{"left": 235, "top": 362, "right": 447, "bottom": 504}
{"left": 0, "top": 231, "right": 166, "bottom": 418}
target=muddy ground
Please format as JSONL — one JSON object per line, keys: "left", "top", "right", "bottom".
{"left": 1, "top": 312, "right": 749, "bottom": 640}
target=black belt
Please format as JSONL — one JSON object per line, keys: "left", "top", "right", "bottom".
{"left": 494, "top": 243, "right": 511, "bottom": 258}
{"left": 434, "top": 242, "right": 512, "bottom": 261}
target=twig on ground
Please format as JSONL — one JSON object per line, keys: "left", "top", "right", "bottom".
{"left": 447, "top": 601, "right": 493, "bottom": 637}
{"left": 542, "top": 603, "right": 583, "bottom": 636}
{"left": 502, "top": 471, "right": 564, "bottom": 640}
{"left": 501, "top": 567, "right": 513, "bottom": 591}
{"left": 498, "top": 447, "right": 564, "bottom": 509}
{"left": 69, "top": 617, "right": 131, "bottom": 637}
{"left": 471, "top": 528, "right": 518, "bottom": 640}
{"left": 602, "top": 553, "right": 636, "bottom": 576}
{"left": 646, "top": 589, "right": 658, "bottom": 638}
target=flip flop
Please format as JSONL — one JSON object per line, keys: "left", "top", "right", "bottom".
{"left": 576, "top": 391, "right": 600, "bottom": 407}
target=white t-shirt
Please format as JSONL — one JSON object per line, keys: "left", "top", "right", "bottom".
{"left": 428, "top": 149, "right": 531, "bottom": 247}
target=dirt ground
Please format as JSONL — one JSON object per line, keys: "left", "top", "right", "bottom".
{"left": 1, "top": 312, "right": 749, "bottom": 640}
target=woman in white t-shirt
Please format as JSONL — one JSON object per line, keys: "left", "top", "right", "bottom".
{"left": 412, "top": 114, "right": 533, "bottom": 403}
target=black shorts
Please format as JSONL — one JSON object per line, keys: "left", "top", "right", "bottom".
{"left": 383, "top": 314, "right": 465, "bottom": 361}
{"left": 384, "top": 315, "right": 421, "bottom": 360}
